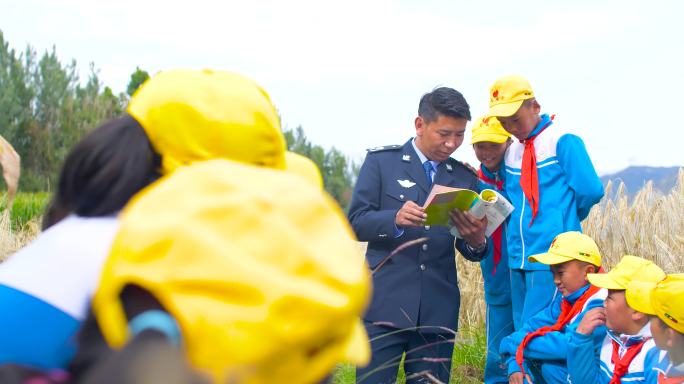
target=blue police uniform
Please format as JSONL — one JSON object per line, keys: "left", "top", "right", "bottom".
{"left": 348, "top": 138, "right": 487, "bottom": 383}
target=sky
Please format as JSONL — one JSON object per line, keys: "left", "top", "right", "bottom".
{"left": 2, "top": 0, "right": 683, "bottom": 175}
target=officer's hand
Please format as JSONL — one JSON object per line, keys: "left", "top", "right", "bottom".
{"left": 576, "top": 307, "right": 606, "bottom": 335}
{"left": 509, "top": 372, "right": 532, "bottom": 384}
{"left": 449, "top": 210, "right": 487, "bottom": 247}
{"left": 395, "top": 201, "right": 426, "bottom": 227}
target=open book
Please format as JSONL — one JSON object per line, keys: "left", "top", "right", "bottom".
{"left": 422, "top": 184, "right": 514, "bottom": 238}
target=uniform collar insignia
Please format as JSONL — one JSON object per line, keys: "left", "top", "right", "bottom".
{"left": 402, "top": 154, "right": 411, "bottom": 162}
{"left": 446, "top": 163, "right": 453, "bottom": 172}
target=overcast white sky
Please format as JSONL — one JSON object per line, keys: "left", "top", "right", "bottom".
{"left": 2, "top": 0, "right": 683, "bottom": 174}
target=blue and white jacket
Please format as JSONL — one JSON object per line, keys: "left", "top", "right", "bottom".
{"left": 504, "top": 114, "right": 604, "bottom": 271}
{"left": 568, "top": 323, "right": 661, "bottom": 383}
{"left": 0, "top": 215, "right": 120, "bottom": 370}
{"left": 500, "top": 284, "right": 607, "bottom": 376}
{"left": 478, "top": 165, "right": 511, "bottom": 306}
{"left": 648, "top": 351, "right": 684, "bottom": 383}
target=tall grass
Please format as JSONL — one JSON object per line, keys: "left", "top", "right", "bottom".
{"left": 0, "top": 192, "right": 48, "bottom": 261}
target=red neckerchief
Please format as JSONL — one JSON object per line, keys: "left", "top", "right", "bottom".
{"left": 659, "top": 373, "right": 684, "bottom": 383}
{"left": 610, "top": 338, "right": 646, "bottom": 383}
{"left": 515, "top": 284, "right": 600, "bottom": 376}
{"left": 478, "top": 168, "right": 503, "bottom": 275}
{"left": 520, "top": 115, "right": 554, "bottom": 226}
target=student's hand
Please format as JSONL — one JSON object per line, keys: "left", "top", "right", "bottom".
{"left": 449, "top": 210, "right": 487, "bottom": 247}
{"left": 509, "top": 372, "right": 533, "bottom": 384}
{"left": 395, "top": 201, "right": 427, "bottom": 227}
{"left": 576, "top": 307, "right": 606, "bottom": 335}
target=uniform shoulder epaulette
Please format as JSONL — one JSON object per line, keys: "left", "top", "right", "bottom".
{"left": 449, "top": 158, "right": 478, "bottom": 177}
{"left": 366, "top": 144, "right": 401, "bottom": 153}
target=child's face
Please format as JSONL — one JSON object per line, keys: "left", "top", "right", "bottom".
{"left": 473, "top": 141, "right": 509, "bottom": 171}
{"left": 497, "top": 101, "right": 540, "bottom": 141}
{"left": 604, "top": 290, "right": 634, "bottom": 334}
{"left": 551, "top": 260, "right": 592, "bottom": 297}
{"left": 650, "top": 316, "right": 671, "bottom": 350}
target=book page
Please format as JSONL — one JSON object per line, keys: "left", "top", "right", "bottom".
{"left": 423, "top": 184, "right": 479, "bottom": 227}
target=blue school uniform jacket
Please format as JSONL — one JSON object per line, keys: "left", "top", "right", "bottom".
{"left": 478, "top": 165, "right": 511, "bottom": 305}
{"left": 650, "top": 351, "right": 684, "bottom": 383}
{"left": 500, "top": 284, "right": 608, "bottom": 376}
{"left": 504, "top": 114, "right": 604, "bottom": 271}
{"left": 568, "top": 325, "right": 661, "bottom": 383}
{"left": 0, "top": 216, "right": 120, "bottom": 369}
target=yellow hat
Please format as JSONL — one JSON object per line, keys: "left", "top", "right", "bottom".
{"left": 487, "top": 75, "right": 535, "bottom": 118}
{"left": 92, "top": 159, "right": 371, "bottom": 383}
{"left": 587, "top": 255, "right": 666, "bottom": 290}
{"left": 128, "top": 69, "right": 286, "bottom": 174}
{"left": 470, "top": 116, "right": 511, "bottom": 144}
{"left": 626, "top": 274, "right": 684, "bottom": 333}
{"left": 528, "top": 231, "right": 602, "bottom": 267}
{"left": 285, "top": 151, "right": 324, "bottom": 189}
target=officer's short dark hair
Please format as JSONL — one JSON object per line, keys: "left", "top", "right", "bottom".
{"left": 42, "top": 114, "right": 162, "bottom": 229}
{"left": 418, "top": 87, "right": 471, "bottom": 123}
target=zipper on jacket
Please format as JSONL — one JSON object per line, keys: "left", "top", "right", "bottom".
{"left": 519, "top": 193, "right": 526, "bottom": 269}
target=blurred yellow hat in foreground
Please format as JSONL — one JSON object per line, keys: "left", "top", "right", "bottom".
{"left": 285, "top": 151, "right": 324, "bottom": 189}
{"left": 93, "top": 159, "right": 371, "bottom": 383}
{"left": 128, "top": 69, "right": 286, "bottom": 174}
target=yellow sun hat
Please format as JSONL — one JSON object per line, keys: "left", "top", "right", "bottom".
{"left": 528, "top": 231, "right": 602, "bottom": 267}
{"left": 127, "top": 69, "right": 286, "bottom": 174}
{"left": 470, "top": 116, "right": 511, "bottom": 144}
{"left": 587, "top": 255, "right": 665, "bottom": 290}
{"left": 626, "top": 273, "right": 684, "bottom": 334}
{"left": 92, "top": 159, "right": 371, "bottom": 383}
{"left": 487, "top": 75, "right": 535, "bottom": 118}
{"left": 285, "top": 151, "right": 324, "bottom": 189}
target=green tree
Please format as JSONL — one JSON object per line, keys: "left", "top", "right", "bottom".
{"left": 283, "top": 126, "right": 356, "bottom": 209}
{"left": 126, "top": 67, "right": 149, "bottom": 97}
{"left": 0, "top": 30, "right": 125, "bottom": 190}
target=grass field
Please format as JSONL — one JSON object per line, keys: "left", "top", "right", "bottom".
{"left": 0, "top": 169, "right": 682, "bottom": 383}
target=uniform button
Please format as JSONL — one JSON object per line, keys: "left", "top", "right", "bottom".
{"left": 424, "top": 225, "right": 430, "bottom": 230}
{"left": 422, "top": 244, "right": 428, "bottom": 251}
{"left": 420, "top": 264, "right": 426, "bottom": 271}
{"left": 400, "top": 194, "right": 404, "bottom": 200}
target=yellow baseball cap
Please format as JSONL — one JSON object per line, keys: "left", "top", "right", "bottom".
{"left": 285, "top": 151, "right": 324, "bottom": 189}
{"left": 626, "top": 274, "right": 684, "bottom": 333}
{"left": 128, "top": 69, "right": 287, "bottom": 174}
{"left": 92, "top": 159, "right": 371, "bottom": 383}
{"left": 471, "top": 116, "right": 511, "bottom": 144}
{"left": 528, "top": 231, "right": 602, "bottom": 267}
{"left": 587, "top": 255, "right": 666, "bottom": 290}
{"left": 487, "top": 75, "right": 535, "bottom": 118}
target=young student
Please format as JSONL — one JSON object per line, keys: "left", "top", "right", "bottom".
{"left": 567, "top": 255, "right": 666, "bottom": 383}
{"left": 72, "top": 159, "right": 371, "bottom": 383}
{"left": 627, "top": 273, "right": 684, "bottom": 383}
{"left": 487, "top": 75, "right": 604, "bottom": 329}
{"left": 471, "top": 115, "right": 514, "bottom": 383}
{"left": 0, "top": 69, "right": 287, "bottom": 372}
{"left": 499, "top": 231, "right": 607, "bottom": 384}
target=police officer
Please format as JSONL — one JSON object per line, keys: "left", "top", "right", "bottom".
{"left": 349, "top": 87, "right": 488, "bottom": 383}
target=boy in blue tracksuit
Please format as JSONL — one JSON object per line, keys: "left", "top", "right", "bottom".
{"left": 567, "top": 255, "right": 665, "bottom": 383}
{"left": 471, "top": 116, "right": 514, "bottom": 383}
{"left": 627, "top": 274, "right": 684, "bottom": 383}
{"left": 486, "top": 75, "right": 605, "bottom": 330}
{"left": 499, "top": 231, "right": 607, "bottom": 384}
